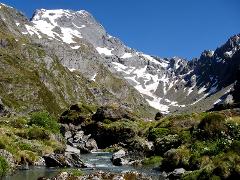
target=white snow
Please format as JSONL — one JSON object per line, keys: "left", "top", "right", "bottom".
{"left": 25, "top": 25, "right": 42, "bottom": 38}
{"left": 71, "top": 45, "right": 80, "bottom": 49}
{"left": 69, "top": 68, "right": 76, "bottom": 72}
{"left": 96, "top": 47, "right": 113, "bottom": 56}
{"left": 15, "top": 22, "right": 20, "bottom": 26}
{"left": 0, "top": 3, "right": 13, "bottom": 9}
{"left": 121, "top": 53, "right": 133, "bottom": 59}
{"left": 214, "top": 99, "right": 222, "bottom": 105}
{"left": 32, "top": 9, "right": 83, "bottom": 44}
{"left": 90, "top": 73, "right": 97, "bottom": 81}
{"left": 72, "top": 23, "right": 86, "bottom": 29}
{"left": 142, "top": 54, "right": 168, "bottom": 67}
{"left": 198, "top": 86, "right": 207, "bottom": 94}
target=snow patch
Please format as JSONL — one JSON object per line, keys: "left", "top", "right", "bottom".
{"left": 71, "top": 45, "right": 80, "bottom": 49}
{"left": 25, "top": 25, "right": 42, "bottom": 38}
{"left": 96, "top": 47, "right": 113, "bottom": 56}
{"left": 90, "top": 73, "right": 97, "bottom": 81}
{"left": 121, "top": 53, "right": 133, "bottom": 59}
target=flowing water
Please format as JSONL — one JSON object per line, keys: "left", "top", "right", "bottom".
{"left": 4, "top": 152, "right": 164, "bottom": 180}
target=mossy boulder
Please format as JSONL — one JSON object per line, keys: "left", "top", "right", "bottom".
{"left": 92, "top": 105, "right": 136, "bottom": 122}
{"left": 60, "top": 104, "right": 94, "bottom": 125}
{"left": 161, "top": 147, "right": 191, "bottom": 172}
{"left": 154, "top": 134, "right": 181, "bottom": 155}
{"left": 195, "top": 113, "right": 227, "bottom": 139}
{"left": 148, "top": 127, "right": 170, "bottom": 141}
{"left": 84, "top": 120, "right": 138, "bottom": 148}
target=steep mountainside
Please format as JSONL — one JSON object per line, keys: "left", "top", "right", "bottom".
{"left": 0, "top": 3, "right": 155, "bottom": 117}
{"left": 0, "top": 3, "right": 239, "bottom": 115}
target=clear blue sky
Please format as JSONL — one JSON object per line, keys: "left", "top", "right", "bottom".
{"left": 2, "top": 0, "right": 240, "bottom": 59}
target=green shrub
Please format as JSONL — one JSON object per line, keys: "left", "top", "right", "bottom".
{"left": 196, "top": 113, "right": 227, "bottom": 139}
{"left": 69, "top": 169, "right": 84, "bottom": 177}
{"left": 148, "top": 128, "right": 170, "bottom": 141}
{"left": 10, "top": 117, "right": 28, "bottom": 128}
{"left": 29, "top": 111, "right": 60, "bottom": 133}
{"left": 142, "top": 156, "right": 162, "bottom": 167}
{"left": 28, "top": 126, "right": 51, "bottom": 140}
{"left": 0, "top": 156, "right": 9, "bottom": 177}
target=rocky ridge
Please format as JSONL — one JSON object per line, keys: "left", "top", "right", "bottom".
{"left": 12, "top": 5, "right": 240, "bottom": 114}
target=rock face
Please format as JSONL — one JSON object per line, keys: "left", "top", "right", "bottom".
{"left": 0, "top": 3, "right": 239, "bottom": 116}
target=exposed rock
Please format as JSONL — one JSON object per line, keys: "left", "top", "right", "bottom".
{"left": 92, "top": 106, "right": 135, "bottom": 122}
{"left": 34, "top": 157, "right": 46, "bottom": 166}
{"left": 111, "top": 149, "right": 128, "bottom": 166}
{"left": 168, "top": 168, "right": 186, "bottom": 179}
{"left": 43, "top": 153, "right": 86, "bottom": 168}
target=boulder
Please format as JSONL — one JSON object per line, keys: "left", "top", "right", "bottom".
{"left": 92, "top": 106, "right": 135, "bottom": 122}
{"left": 85, "top": 138, "right": 98, "bottom": 152}
{"left": 111, "top": 149, "right": 128, "bottom": 166}
{"left": 168, "top": 168, "right": 186, "bottom": 179}
{"left": 34, "top": 157, "right": 46, "bottom": 166}
{"left": 154, "top": 134, "right": 181, "bottom": 155}
{"left": 43, "top": 153, "right": 86, "bottom": 168}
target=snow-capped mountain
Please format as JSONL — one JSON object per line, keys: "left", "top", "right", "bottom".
{"left": 0, "top": 3, "right": 239, "bottom": 114}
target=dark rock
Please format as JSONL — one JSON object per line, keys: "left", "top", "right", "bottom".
{"left": 155, "top": 112, "right": 163, "bottom": 120}
{"left": 43, "top": 153, "right": 86, "bottom": 168}
{"left": 92, "top": 106, "right": 135, "bottom": 122}
{"left": 111, "top": 149, "right": 128, "bottom": 166}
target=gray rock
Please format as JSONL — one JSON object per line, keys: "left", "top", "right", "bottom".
{"left": 111, "top": 149, "right": 128, "bottom": 166}
{"left": 34, "top": 157, "right": 46, "bottom": 166}
{"left": 64, "top": 131, "right": 72, "bottom": 139}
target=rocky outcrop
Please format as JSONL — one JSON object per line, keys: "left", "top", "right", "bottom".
{"left": 43, "top": 153, "right": 86, "bottom": 168}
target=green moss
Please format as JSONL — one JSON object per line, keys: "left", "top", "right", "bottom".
{"left": 148, "top": 127, "right": 170, "bottom": 141}
{"left": 0, "top": 156, "right": 9, "bottom": 177}
{"left": 142, "top": 156, "right": 163, "bottom": 167}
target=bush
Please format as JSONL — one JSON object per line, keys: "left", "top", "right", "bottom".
{"left": 142, "top": 156, "right": 163, "bottom": 167}
{"left": 10, "top": 117, "right": 28, "bottom": 128}
{"left": 28, "top": 126, "right": 51, "bottom": 140}
{"left": 196, "top": 113, "right": 227, "bottom": 139}
{"left": 0, "top": 156, "right": 8, "bottom": 177}
{"left": 148, "top": 128, "right": 170, "bottom": 141}
{"left": 29, "top": 111, "right": 60, "bottom": 133}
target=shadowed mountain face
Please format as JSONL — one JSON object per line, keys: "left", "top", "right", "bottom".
{"left": 0, "top": 3, "right": 239, "bottom": 115}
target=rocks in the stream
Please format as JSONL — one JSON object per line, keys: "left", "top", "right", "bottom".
{"left": 61, "top": 122, "right": 98, "bottom": 154}
{"left": 44, "top": 170, "right": 152, "bottom": 180}
{"left": 167, "top": 168, "right": 187, "bottom": 179}
{"left": 43, "top": 153, "right": 86, "bottom": 168}
{"left": 34, "top": 157, "right": 46, "bottom": 166}
{"left": 111, "top": 149, "right": 127, "bottom": 166}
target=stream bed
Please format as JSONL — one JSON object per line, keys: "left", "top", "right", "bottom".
{"left": 4, "top": 152, "right": 164, "bottom": 180}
